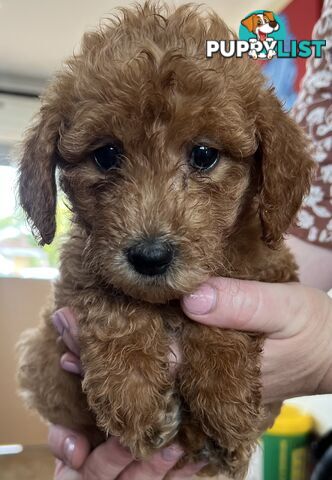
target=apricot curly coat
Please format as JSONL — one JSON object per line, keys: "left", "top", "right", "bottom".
{"left": 17, "top": 2, "right": 313, "bottom": 478}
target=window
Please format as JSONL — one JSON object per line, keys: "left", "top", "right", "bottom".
{"left": 0, "top": 94, "right": 69, "bottom": 279}
{"left": 0, "top": 163, "right": 70, "bottom": 279}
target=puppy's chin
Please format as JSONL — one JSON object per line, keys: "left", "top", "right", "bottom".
{"left": 114, "top": 279, "right": 182, "bottom": 304}
{"left": 106, "top": 266, "right": 211, "bottom": 304}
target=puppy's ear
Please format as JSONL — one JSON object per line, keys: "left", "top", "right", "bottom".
{"left": 256, "top": 89, "right": 314, "bottom": 248}
{"left": 18, "top": 108, "right": 61, "bottom": 245}
{"left": 241, "top": 15, "right": 254, "bottom": 32}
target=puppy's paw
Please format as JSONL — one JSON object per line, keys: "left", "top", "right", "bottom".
{"left": 198, "top": 446, "right": 251, "bottom": 479}
{"left": 176, "top": 423, "right": 251, "bottom": 479}
{"left": 79, "top": 301, "right": 180, "bottom": 456}
{"left": 84, "top": 367, "right": 180, "bottom": 457}
{"left": 111, "top": 393, "right": 179, "bottom": 457}
{"left": 179, "top": 324, "right": 264, "bottom": 474}
{"left": 121, "top": 391, "right": 180, "bottom": 458}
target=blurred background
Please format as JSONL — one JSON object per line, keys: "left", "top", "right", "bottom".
{"left": 0, "top": 1, "right": 328, "bottom": 479}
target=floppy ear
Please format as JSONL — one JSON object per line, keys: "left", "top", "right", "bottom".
{"left": 263, "top": 11, "right": 275, "bottom": 22}
{"left": 241, "top": 15, "right": 255, "bottom": 33}
{"left": 255, "top": 88, "right": 315, "bottom": 248}
{"left": 18, "top": 108, "right": 61, "bottom": 245}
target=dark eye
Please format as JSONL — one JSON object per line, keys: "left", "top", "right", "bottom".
{"left": 93, "top": 144, "right": 123, "bottom": 171}
{"left": 189, "top": 145, "right": 220, "bottom": 171}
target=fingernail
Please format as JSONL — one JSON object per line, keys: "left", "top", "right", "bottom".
{"left": 63, "top": 436, "right": 76, "bottom": 466}
{"left": 182, "top": 284, "right": 216, "bottom": 315}
{"left": 52, "top": 310, "right": 69, "bottom": 336}
{"left": 62, "top": 360, "right": 81, "bottom": 375}
{"left": 161, "top": 444, "right": 184, "bottom": 461}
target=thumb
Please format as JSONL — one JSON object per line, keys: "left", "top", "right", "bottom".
{"left": 181, "top": 277, "right": 310, "bottom": 338}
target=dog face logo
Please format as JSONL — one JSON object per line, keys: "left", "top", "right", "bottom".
{"left": 241, "top": 11, "right": 280, "bottom": 59}
{"left": 241, "top": 11, "right": 279, "bottom": 42}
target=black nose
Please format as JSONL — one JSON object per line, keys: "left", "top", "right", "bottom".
{"left": 269, "top": 20, "right": 277, "bottom": 28}
{"left": 126, "top": 238, "right": 174, "bottom": 276}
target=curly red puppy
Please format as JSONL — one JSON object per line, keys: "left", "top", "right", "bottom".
{"left": 17, "top": 2, "right": 313, "bottom": 478}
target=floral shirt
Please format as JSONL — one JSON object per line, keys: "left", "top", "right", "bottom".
{"left": 289, "top": 0, "right": 332, "bottom": 248}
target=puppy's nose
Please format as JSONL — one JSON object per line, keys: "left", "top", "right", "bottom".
{"left": 269, "top": 20, "right": 277, "bottom": 28}
{"left": 126, "top": 238, "right": 174, "bottom": 276}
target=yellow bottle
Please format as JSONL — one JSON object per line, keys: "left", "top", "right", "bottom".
{"left": 263, "top": 404, "right": 314, "bottom": 480}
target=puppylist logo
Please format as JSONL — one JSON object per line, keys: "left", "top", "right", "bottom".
{"left": 206, "top": 10, "right": 326, "bottom": 60}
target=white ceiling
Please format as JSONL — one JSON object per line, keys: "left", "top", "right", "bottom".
{"left": 0, "top": 0, "right": 291, "bottom": 80}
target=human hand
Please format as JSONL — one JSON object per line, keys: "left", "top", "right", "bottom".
{"left": 181, "top": 277, "right": 332, "bottom": 403}
{"left": 49, "top": 424, "right": 206, "bottom": 480}
{"left": 51, "top": 278, "right": 332, "bottom": 478}
{"left": 50, "top": 308, "right": 206, "bottom": 479}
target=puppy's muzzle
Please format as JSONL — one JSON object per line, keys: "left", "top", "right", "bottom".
{"left": 126, "top": 238, "right": 174, "bottom": 276}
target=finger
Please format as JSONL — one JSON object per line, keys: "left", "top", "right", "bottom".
{"left": 52, "top": 308, "right": 80, "bottom": 356}
{"left": 48, "top": 425, "right": 90, "bottom": 470}
{"left": 60, "top": 352, "right": 82, "bottom": 375}
{"left": 118, "top": 444, "right": 184, "bottom": 480}
{"left": 181, "top": 277, "right": 313, "bottom": 338}
{"left": 167, "top": 461, "right": 208, "bottom": 479}
{"left": 83, "top": 436, "right": 133, "bottom": 479}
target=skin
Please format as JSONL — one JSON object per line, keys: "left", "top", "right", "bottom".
{"left": 287, "top": 235, "right": 332, "bottom": 291}
{"left": 48, "top": 237, "right": 332, "bottom": 480}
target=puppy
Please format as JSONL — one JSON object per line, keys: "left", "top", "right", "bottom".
{"left": 241, "top": 11, "right": 279, "bottom": 59}
{"left": 17, "top": 2, "right": 313, "bottom": 478}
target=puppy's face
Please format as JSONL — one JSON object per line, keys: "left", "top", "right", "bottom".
{"left": 58, "top": 79, "right": 255, "bottom": 302}
{"left": 18, "top": 4, "right": 313, "bottom": 303}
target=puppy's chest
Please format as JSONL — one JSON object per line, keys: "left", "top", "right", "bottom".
{"left": 160, "top": 302, "right": 186, "bottom": 336}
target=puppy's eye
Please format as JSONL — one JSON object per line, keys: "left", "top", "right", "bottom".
{"left": 93, "top": 144, "right": 123, "bottom": 171}
{"left": 190, "top": 145, "right": 220, "bottom": 171}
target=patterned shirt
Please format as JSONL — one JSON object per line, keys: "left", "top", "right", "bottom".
{"left": 290, "top": 0, "right": 332, "bottom": 249}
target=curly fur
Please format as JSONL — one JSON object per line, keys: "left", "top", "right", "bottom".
{"left": 16, "top": 2, "right": 314, "bottom": 478}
